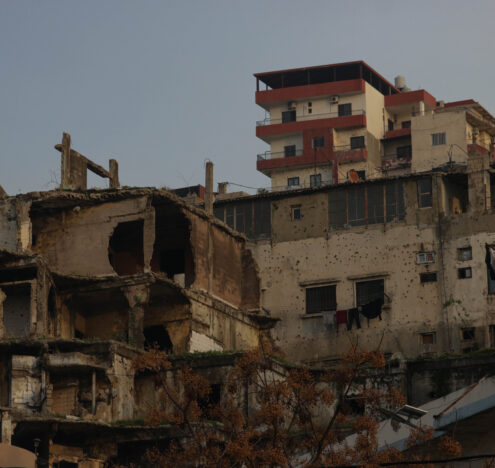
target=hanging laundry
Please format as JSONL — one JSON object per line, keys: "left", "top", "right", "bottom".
{"left": 360, "top": 298, "right": 384, "bottom": 320}
{"left": 347, "top": 307, "right": 361, "bottom": 330}
{"left": 322, "top": 310, "right": 336, "bottom": 331}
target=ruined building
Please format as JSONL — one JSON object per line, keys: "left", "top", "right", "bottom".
{"left": 212, "top": 60, "right": 495, "bottom": 364}
{"left": 0, "top": 134, "right": 275, "bottom": 466}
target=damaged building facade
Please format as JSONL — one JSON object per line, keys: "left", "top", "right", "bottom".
{"left": 0, "top": 135, "right": 274, "bottom": 466}
{"left": 212, "top": 60, "right": 495, "bottom": 364}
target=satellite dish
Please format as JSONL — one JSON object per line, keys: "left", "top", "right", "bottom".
{"left": 349, "top": 170, "right": 359, "bottom": 182}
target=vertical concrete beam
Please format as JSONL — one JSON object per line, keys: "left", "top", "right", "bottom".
{"left": 205, "top": 162, "right": 214, "bottom": 215}
{"left": 122, "top": 285, "right": 149, "bottom": 349}
{"left": 60, "top": 132, "right": 71, "bottom": 188}
{"left": 91, "top": 370, "right": 96, "bottom": 415}
{"left": 109, "top": 159, "right": 120, "bottom": 188}
{"left": 467, "top": 152, "right": 490, "bottom": 214}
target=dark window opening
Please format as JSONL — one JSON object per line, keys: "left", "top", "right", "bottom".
{"left": 388, "top": 119, "right": 394, "bottom": 131}
{"left": 198, "top": 383, "right": 222, "bottom": 414}
{"left": 312, "top": 136, "right": 325, "bottom": 148}
{"left": 144, "top": 325, "right": 173, "bottom": 353}
{"left": 48, "top": 287, "right": 57, "bottom": 337}
{"left": 328, "top": 181, "right": 404, "bottom": 228}
{"left": 284, "top": 145, "right": 296, "bottom": 157}
{"left": 356, "top": 279, "right": 384, "bottom": 306}
{"left": 356, "top": 170, "right": 366, "bottom": 181}
{"left": 490, "top": 325, "right": 495, "bottom": 347}
{"left": 0, "top": 267, "right": 36, "bottom": 283}
{"left": 488, "top": 245, "right": 495, "bottom": 294}
{"left": 458, "top": 267, "right": 472, "bottom": 279}
{"left": 418, "top": 178, "right": 433, "bottom": 208}
{"left": 74, "top": 329, "right": 84, "bottom": 339}
{"left": 457, "top": 247, "right": 472, "bottom": 261}
{"left": 291, "top": 205, "right": 302, "bottom": 221}
{"left": 282, "top": 110, "right": 296, "bottom": 123}
{"left": 462, "top": 327, "right": 475, "bottom": 341}
{"left": 108, "top": 220, "right": 144, "bottom": 276}
{"left": 306, "top": 285, "right": 336, "bottom": 315}
{"left": 421, "top": 333, "right": 436, "bottom": 345}
{"left": 401, "top": 121, "right": 411, "bottom": 129}
{"left": 432, "top": 132, "right": 446, "bottom": 146}
{"left": 397, "top": 145, "right": 412, "bottom": 158}
{"left": 151, "top": 203, "right": 195, "bottom": 287}
{"left": 350, "top": 136, "right": 365, "bottom": 149}
{"left": 444, "top": 174, "right": 468, "bottom": 215}
{"left": 308, "top": 102, "right": 312, "bottom": 114}
{"left": 343, "top": 396, "right": 365, "bottom": 416}
{"left": 420, "top": 272, "right": 437, "bottom": 283}
{"left": 159, "top": 249, "right": 185, "bottom": 280}
{"left": 310, "top": 174, "right": 322, "bottom": 188}
{"left": 287, "top": 177, "right": 300, "bottom": 187}
{"left": 338, "top": 103, "right": 352, "bottom": 117}
{"left": 1, "top": 283, "right": 31, "bottom": 337}
{"left": 214, "top": 199, "right": 271, "bottom": 240}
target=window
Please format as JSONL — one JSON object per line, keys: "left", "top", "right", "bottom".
{"left": 356, "top": 170, "right": 366, "bottom": 181}
{"left": 287, "top": 177, "right": 300, "bottom": 187}
{"left": 420, "top": 272, "right": 437, "bottom": 283}
{"left": 397, "top": 145, "right": 412, "bottom": 158}
{"left": 458, "top": 247, "right": 472, "bottom": 261}
{"left": 417, "top": 252, "right": 435, "bottom": 264}
{"left": 291, "top": 205, "right": 302, "bottom": 220}
{"left": 310, "top": 174, "right": 322, "bottom": 188}
{"left": 338, "top": 103, "right": 352, "bottom": 117}
{"left": 462, "top": 327, "right": 475, "bottom": 341}
{"left": 306, "top": 285, "right": 336, "bottom": 315}
{"left": 328, "top": 181, "right": 404, "bottom": 228}
{"left": 308, "top": 102, "right": 312, "bottom": 114}
{"left": 312, "top": 136, "right": 325, "bottom": 148}
{"left": 401, "top": 120, "right": 411, "bottom": 129}
{"left": 214, "top": 199, "right": 271, "bottom": 240}
{"left": 488, "top": 245, "right": 495, "bottom": 294}
{"left": 350, "top": 136, "right": 365, "bottom": 149}
{"left": 282, "top": 110, "right": 296, "bottom": 123}
{"left": 356, "top": 279, "right": 384, "bottom": 306}
{"left": 284, "top": 145, "right": 296, "bottom": 157}
{"left": 490, "top": 325, "right": 495, "bottom": 347}
{"left": 388, "top": 119, "right": 394, "bottom": 131}
{"left": 418, "top": 178, "right": 433, "bottom": 208}
{"left": 458, "top": 267, "right": 472, "bottom": 279}
{"left": 432, "top": 132, "right": 446, "bottom": 146}
{"left": 421, "top": 332, "right": 436, "bottom": 345}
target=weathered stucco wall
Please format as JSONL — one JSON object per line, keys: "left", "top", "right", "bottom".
{"left": 31, "top": 197, "right": 154, "bottom": 276}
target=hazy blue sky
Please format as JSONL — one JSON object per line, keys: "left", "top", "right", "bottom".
{"left": 1, "top": 0, "right": 494, "bottom": 194}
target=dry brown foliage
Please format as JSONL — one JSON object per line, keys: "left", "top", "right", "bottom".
{"left": 121, "top": 340, "right": 459, "bottom": 467}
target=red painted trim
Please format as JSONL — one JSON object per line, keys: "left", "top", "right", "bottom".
{"left": 385, "top": 90, "right": 436, "bottom": 109}
{"left": 468, "top": 144, "right": 490, "bottom": 154}
{"left": 384, "top": 128, "right": 411, "bottom": 139}
{"left": 334, "top": 148, "right": 368, "bottom": 163}
{"left": 444, "top": 99, "right": 476, "bottom": 108}
{"left": 257, "top": 149, "right": 334, "bottom": 172}
{"left": 256, "top": 79, "right": 365, "bottom": 104}
{"left": 256, "top": 114, "right": 366, "bottom": 138}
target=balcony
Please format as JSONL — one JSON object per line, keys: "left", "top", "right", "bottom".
{"left": 256, "top": 110, "right": 367, "bottom": 141}
{"left": 257, "top": 109, "right": 365, "bottom": 126}
{"left": 382, "top": 153, "right": 412, "bottom": 171}
{"left": 333, "top": 144, "right": 368, "bottom": 164}
{"left": 384, "top": 128, "right": 411, "bottom": 139}
{"left": 257, "top": 148, "right": 304, "bottom": 161}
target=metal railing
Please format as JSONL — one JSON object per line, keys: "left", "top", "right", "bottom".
{"left": 256, "top": 109, "right": 366, "bottom": 127}
{"left": 257, "top": 149, "right": 304, "bottom": 161}
{"left": 333, "top": 143, "right": 366, "bottom": 152}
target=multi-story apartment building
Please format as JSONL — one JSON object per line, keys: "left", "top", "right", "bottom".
{"left": 212, "top": 61, "right": 495, "bottom": 364}
{"left": 255, "top": 60, "right": 495, "bottom": 190}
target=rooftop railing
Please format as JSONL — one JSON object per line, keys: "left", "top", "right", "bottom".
{"left": 256, "top": 109, "right": 366, "bottom": 126}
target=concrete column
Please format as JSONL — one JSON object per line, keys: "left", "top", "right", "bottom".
{"left": 60, "top": 132, "right": 71, "bottom": 188}
{"left": 122, "top": 285, "right": 149, "bottom": 349}
{"left": 109, "top": 159, "right": 120, "bottom": 188}
{"left": 205, "top": 162, "right": 214, "bottom": 215}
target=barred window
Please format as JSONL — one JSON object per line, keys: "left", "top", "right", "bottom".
{"left": 432, "top": 132, "right": 446, "bottom": 146}
{"left": 306, "top": 285, "right": 336, "bottom": 315}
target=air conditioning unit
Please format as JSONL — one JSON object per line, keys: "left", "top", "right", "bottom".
{"left": 330, "top": 95, "right": 339, "bottom": 104}
{"left": 288, "top": 101, "right": 296, "bottom": 109}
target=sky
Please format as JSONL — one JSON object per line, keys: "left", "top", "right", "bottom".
{"left": 1, "top": 0, "right": 495, "bottom": 195}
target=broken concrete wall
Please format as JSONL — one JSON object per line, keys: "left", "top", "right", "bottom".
{"left": 0, "top": 200, "right": 18, "bottom": 252}
{"left": 11, "top": 355, "right": 41, "bottom": 414}
{"left": 31, "top": 197, "right": 154, "bottom": 276}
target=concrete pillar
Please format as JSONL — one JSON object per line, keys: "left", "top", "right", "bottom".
{"left": 205, "top": 162, "right": 214, "bottom": 215}
{"left": 60, "top": 132, "right": 71, "bottom": 188}
{"left": 122, "top": 285, "right": 149, "bottom": 349}
{"left": 109, "top": 159, "right": 120, "bottom": 188}
{"left": 0, "top": 411, "right": 12, "bottom": 443}
{"left": 217, "top": 182, "right": 227, "bottom": 195}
